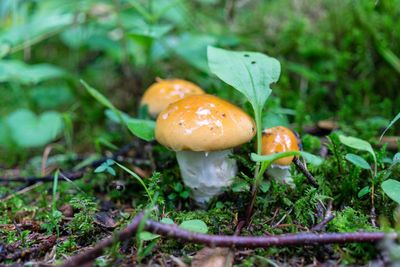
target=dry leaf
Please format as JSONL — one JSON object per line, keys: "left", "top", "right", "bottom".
{"left": 191, "top": 247, "right": 234, "bottom": 267}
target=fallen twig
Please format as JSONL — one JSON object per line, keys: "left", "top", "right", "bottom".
{"left": 311, "top": 200, "right": 334, "bottom": 232}
{"left": 293, "top": 157, "right": 319, "bottom": 188}
{"left": 60, "top": 212, "right": 398, "bottom": 267}
{"left": 0, "top": 142, "right": 137, "bottom": 183}
{"left": 0, "top": 235, "right": 56, "bottom": 262}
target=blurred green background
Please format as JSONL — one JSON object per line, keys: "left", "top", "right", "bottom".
{"left": 0, "top": 0, "right": 399, "bottom": 164}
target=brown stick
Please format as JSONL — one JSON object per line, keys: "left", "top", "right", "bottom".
{"left": 60, "top": 213, "right": 145, "bottom": 267}
{"left": 293, "top": 157, "right": 319, "bottom": 188}
{"left": 0, "top": 142, "right": 137, "bottom": 183}
{"left": 311, "top": 200, "right": 334, "bottom": 232}
{"left": 60, "top": 212, "right": 397, "bottom": 267}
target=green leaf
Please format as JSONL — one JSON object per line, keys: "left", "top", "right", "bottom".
{"left": 300, "top": 151, "right": 324, "bottom": 166}
{"left": 207, "top": 46, "right": 280, "bottom": 110}
{"left": 0, "top": 60, "right": 67, "bottom": 84}
{"left": 338, "top": 135, "right": 376, "bottom": 174}
{"left": 114, "top": 162, "right": 152, "bottom": 203}
{"left": 94, "top": 165, "right": 107, "bottom": 173}
{"left": 380, "top": 112, "right": 400, "bottom": 141}
{"left": 231, "top": 180, "right": 250, "bottom": 192}
{"left": 5, "top": 109, "right": 64, "bottom": 148}
{"left": 105, "top": 109, "right": 155, "bottom": 141}
{"left": 260, "top": 180, "right": 271, "bottom": 193}
{"left": 160, "top": 218, "right": 174, "bottom": 224}
{"left": 382, "top": 179, "right": 400, "bottom": 204}
{"left": 345, "top": 153, "right": 371, "bottom": 170}
{"left": 81, "top": 80, "right": 117, "bottom": 113}
{"left": 179, "top": 219, "right": 208, "bottom": 233}
{"left": 126, "top": 119, "right": 155, "bottom": 142}
{"left": 130, "top": 24, "right": 173, "bottom": 39}
{"left": 139, "top": 231, "right": 159, "bottom": 241}
{"left": 357, "top": 186, "right": 370, "bottom": 198}
{"left": 82, "top": 81, "right": 155, "bottom": 141}
{"left": 251, "top": 151, "right": 323, "bottom": 166}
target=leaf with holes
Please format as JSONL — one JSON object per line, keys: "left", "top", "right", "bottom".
{"left": 208, "top": 46, "right": 280, "bottom": 111}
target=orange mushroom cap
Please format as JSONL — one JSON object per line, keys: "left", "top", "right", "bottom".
{"left": 261, "top": 126, "right": 300, "bottom": 166}
{"left": 141, "top": 79, "right": 205, "bottom": 117}
{"left": 156, "top": 94, "right": 256, "bottom": 152}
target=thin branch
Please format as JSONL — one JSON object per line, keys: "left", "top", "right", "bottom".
{"left": 293, "top": 157, "right": 319, "bottom": 188}
{"left": 61, "top": 213, "right": 145, "bottom": 267}
{"left": 0, "top": 142, "right": 137, "bottom": 183}
{"left": 60, "top": 212, "right": 398, "bottom": 267}
{"left": 311, "top": 200, "right": 334, "bottom": 232}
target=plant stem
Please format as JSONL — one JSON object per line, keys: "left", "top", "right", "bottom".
{"left": 245, "top": 108, "right": 264, "bottom": 223}
{"left": 246, "top": 161, "right": 270, "bottom": 223}
{"left": 52, "top": 170, "right": 60, "bottom": 236}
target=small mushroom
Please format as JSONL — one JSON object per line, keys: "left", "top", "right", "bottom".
{"left": 261, "top": 126, "right": 300, "bottom": 188}
{"left": 140, "top": 79, "right": 205, "bottom": 117}
{"left": 155, "top": 94, "right": 256, "bottom": 205}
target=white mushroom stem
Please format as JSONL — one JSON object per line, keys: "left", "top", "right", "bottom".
{"left": 176, "top": 149, "right": 237, "bottom": 205}
{"left": 267, "top": 165, "right": 295, "bottom": 189}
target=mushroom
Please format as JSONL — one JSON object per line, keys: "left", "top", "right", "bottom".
{"left": 261, "top": 126, "right": 300, "bottom": 187}
{"left": 155, "top": 94, "right": 256, "bottom": 205}
{"left": 140, "top": 79, "right": 205, "bottom": 117}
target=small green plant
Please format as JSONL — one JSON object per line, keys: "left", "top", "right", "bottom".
{"left": 168, "top": 182, "right": 190, "bottom": 201}
{"left": 43, "top": 170, "right": 62, "bottom": 235}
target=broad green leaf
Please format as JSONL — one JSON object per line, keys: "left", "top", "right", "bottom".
{"left": 5, "top": 109, "right": 64, "bottom": 148}
{"left": 0, "top": 12, "right": 73, "bottom": 47}
{"left": 207, "top": 46, "right": 280, "bottom": 110}
{"left": 382, "top": 179, "right": 400, "bottom": 204}
{"left": 180, "top": 219, "right": 208, "bottom": 234}
{"left": 357, "top": 186, "right": 370, "bottom": 198}
{"left": 0, "top": 60, "right": 66, "bottom": 84}
{"left": 338, "top": 135, "right": 376, "bottom": 171}
{"left": 251, "top": 151, "right": 323, "bottom": 166}
{"left": 345, "top": 153, "right": 371, "bottom": 170}
{"left": 105, "top": 109, "right": 155, "bottom": 142}
{"left": 380, "top": 112, "right": 400, "bottom": 141}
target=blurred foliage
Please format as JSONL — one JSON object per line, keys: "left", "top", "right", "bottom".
{"left": 1, "top": 0, "right": 400, "bottom": 265}
{"left": 0, "top": 0, "right": 399, "bottom": 158}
